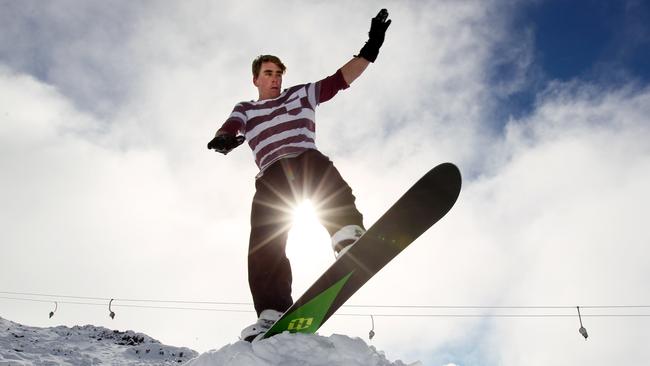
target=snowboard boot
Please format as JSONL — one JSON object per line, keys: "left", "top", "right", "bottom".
{"left": 331, "top": 225, "right": 365, "bottom": 259}
{"left": 240, "top": 309, "right": 283, "bottom": 342}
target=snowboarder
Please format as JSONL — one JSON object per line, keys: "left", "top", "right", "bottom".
{"left": 208, "top": 9, "right": 391, "bottom": 341}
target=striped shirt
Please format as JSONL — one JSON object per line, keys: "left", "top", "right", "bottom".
{"left": 218, "top": 69, "right": 349, "bottom": 175}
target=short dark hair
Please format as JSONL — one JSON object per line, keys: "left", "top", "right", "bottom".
{"left": 252, "top": 55, "right": 286, "bottom": 78}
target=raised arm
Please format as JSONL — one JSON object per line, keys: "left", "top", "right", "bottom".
{"left": 340, "top": 9, "right": 391, "bottom": 85}
{"left": 340, "top": 57, "right": 370, "bottom": 85}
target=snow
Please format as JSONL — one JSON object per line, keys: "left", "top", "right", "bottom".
{"left": 187, "top": 333, "right": 421, "bottom": 366}
{"left": 0, "top": 316, "right": 197, "bottom": 365}
{"left": 0, "top": 316, "right": 421, "bottom": 365}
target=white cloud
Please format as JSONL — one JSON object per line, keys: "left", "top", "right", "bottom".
{"left": 454, "top": 82, "right": 650, "bottom": 365}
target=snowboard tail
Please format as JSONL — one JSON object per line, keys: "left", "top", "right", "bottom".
{"left": 262, "top": 162, "right": 462, "bottom": 339}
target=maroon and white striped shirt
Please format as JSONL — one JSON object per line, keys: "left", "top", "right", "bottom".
{"left": 218, "top": 69, "right": 349, "bottom": 175}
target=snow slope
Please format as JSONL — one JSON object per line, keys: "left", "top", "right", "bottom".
{"left": 0, "top": 316, "right": 197, "bottom": 365}
{"left": 1, "top": 317, "right": 420, "bottom": 365}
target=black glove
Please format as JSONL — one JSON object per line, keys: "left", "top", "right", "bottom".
{"left": 207, "top": 133, "right": 245, "bottom": 155}
{"left": 356, "top": 9, "right": 391, "bottom": 62}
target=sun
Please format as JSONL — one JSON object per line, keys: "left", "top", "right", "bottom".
{"left": 288, "top": 200, "right": 329, "bottom": 250}
{"left": 286, "top": 200, "right": 333, "bottom": 293}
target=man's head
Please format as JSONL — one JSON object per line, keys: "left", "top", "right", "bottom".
{"left": 252, "top": 55, "right": 286, "bottom": 100}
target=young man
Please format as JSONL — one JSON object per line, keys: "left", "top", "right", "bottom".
{"left": 208, "top": 9, "right": 391, "bottom": 341}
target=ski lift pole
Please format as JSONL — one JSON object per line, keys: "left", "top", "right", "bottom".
{"left": 109, "top": 298, "right": 116, "bottom": 319}
{"left": 577, "top": 306, "right": 588, "bottom": 340}
{"left": 49, "top": 301, "right": 58, "bottom": 319}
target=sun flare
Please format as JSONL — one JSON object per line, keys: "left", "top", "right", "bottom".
{"left": 291, "top": 200, "right": 319, "bottom": 228}
{"left": 288, "top": 200, "right": 328, "bottom": 246}
{"left": 286, "top": 200, "right": 333, "bottom": 292}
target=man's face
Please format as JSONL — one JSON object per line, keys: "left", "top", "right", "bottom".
{"left": 254, "top": 61, "right": 283, "bottom": 100}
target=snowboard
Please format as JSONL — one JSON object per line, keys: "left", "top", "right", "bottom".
{"left": 260, "top": 162, "right": 462, "bottom": 340}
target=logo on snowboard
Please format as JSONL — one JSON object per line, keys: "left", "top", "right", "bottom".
{"left": 287, "top": 317, "right": 314, "bottom": 331}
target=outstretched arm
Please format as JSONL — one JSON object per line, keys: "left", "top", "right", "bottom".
{"left": 340, "top": 9, "right": 391, "bottom": 85}
{"left": 340, "top": 57, "right": 370, "bottom": 85}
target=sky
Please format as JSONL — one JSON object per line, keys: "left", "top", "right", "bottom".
{"left": 1, "top": 0, "right": 649, "bottom": 365}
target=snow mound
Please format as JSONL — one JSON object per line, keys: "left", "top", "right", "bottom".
{"left": 186, "top": 332, "right": 421, "bottom": 366}
{"left": 1, "top": 316, "right": 420, "bottom": 366}
{"left": 0, "top": 316, "right": 197, "bottom": 365}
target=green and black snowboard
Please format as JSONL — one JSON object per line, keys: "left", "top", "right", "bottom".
{"left": 261, "top": 162, "right": 462, "bottom": 340}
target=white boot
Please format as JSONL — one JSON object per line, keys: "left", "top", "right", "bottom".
{"left": 331, "top": 225, "right": 365, "bottom": 258}
{"left": 240, "top": 309, "right": 282, "bottom": 342}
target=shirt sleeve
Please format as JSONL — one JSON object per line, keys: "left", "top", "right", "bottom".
{"left": 315, "top": 69, "right": 350, "bottom": 105}
{"left": 217, "top": 103, "right": 247, "bottom": 135}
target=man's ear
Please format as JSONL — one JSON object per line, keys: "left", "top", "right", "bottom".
{"left": 252, "top": 76, "right": 259, "bottom": 87}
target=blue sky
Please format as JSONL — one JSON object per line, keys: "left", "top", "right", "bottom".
{"left": 490, "top": 0, "right": 650, "bottom": 121}
{"left": 526, "top": 0, "right": 649, "bottom": 81}
{"left": 1, "top": 1, "right": 649, "bottom": 365}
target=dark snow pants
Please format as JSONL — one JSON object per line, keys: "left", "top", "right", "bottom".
{"left": 248, "top": 149, "right": 365, "bottom": 316}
